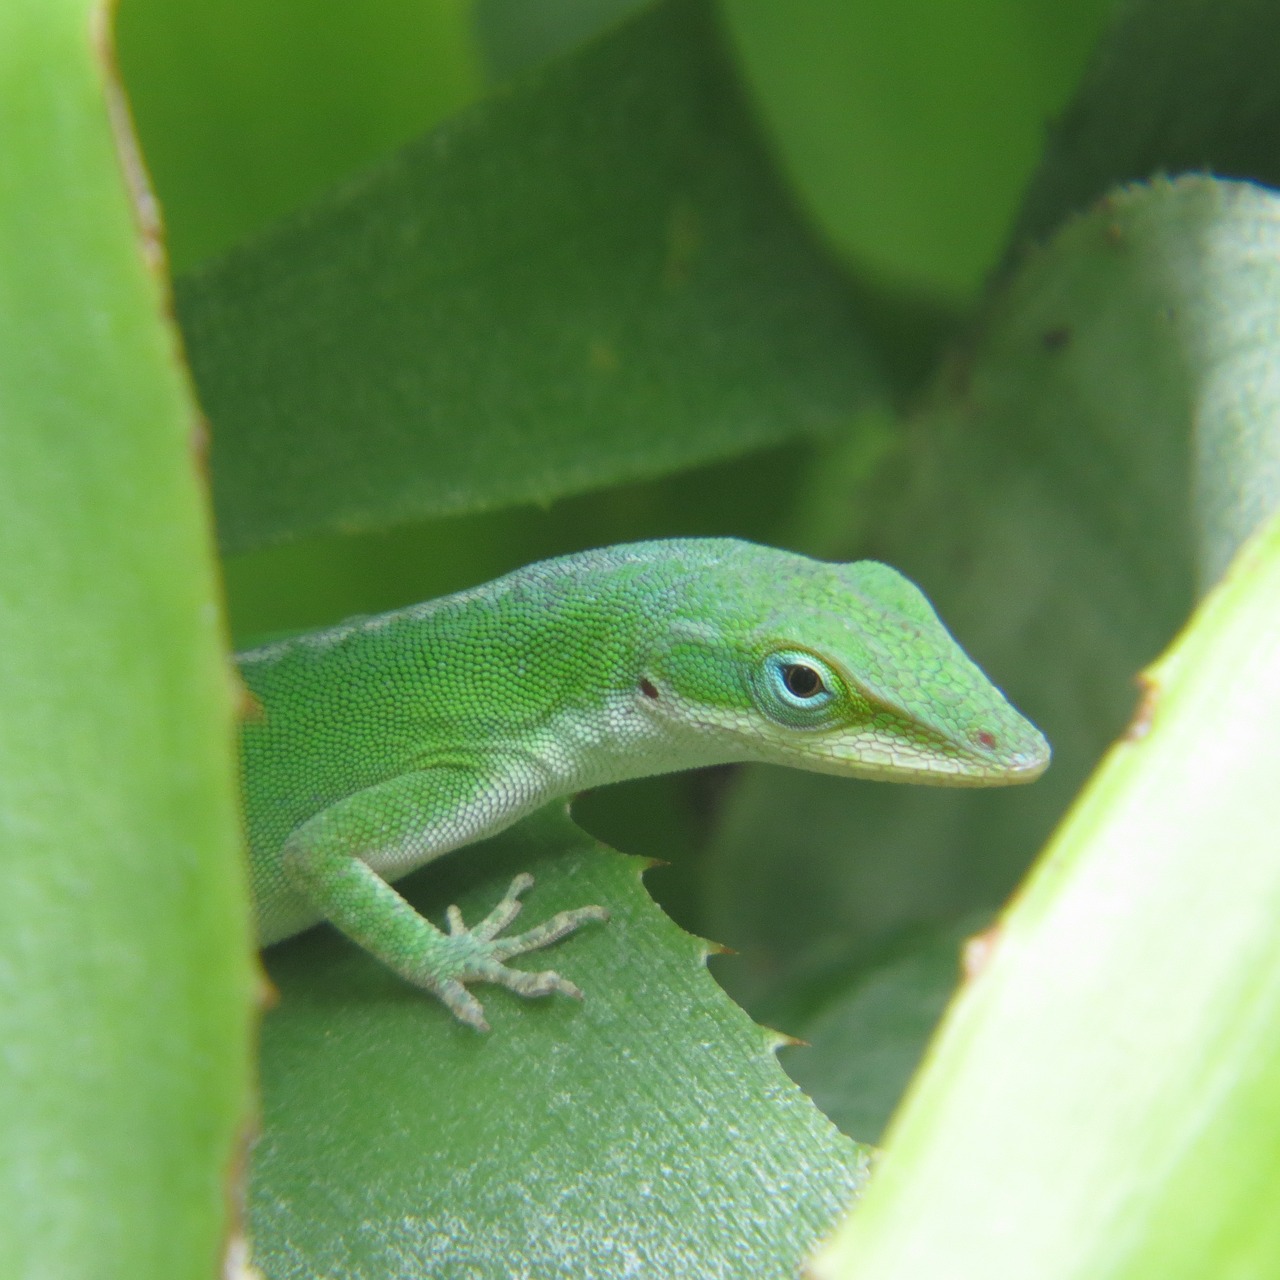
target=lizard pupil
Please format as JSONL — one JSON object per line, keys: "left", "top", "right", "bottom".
{"left": 782, "top": 663, "right": 823, "bottom": 698}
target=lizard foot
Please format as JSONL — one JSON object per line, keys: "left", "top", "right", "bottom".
{"left": 431, "top": 874, "right": 609, "bottom": 1032}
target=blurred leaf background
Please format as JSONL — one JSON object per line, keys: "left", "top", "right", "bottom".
{"left": 4, "top": 0, "right": 1278, "bottom": 1274}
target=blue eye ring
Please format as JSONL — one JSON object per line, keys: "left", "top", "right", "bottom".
{"left": 756, "top": 649, "right": 843, "bottom": 726}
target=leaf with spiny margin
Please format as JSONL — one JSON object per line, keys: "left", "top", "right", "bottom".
{"left": 249, "top": 805, "right": 871, "bottom": 1278}
{"left": 175, "top": 0, "right": 884, "bottom": 555}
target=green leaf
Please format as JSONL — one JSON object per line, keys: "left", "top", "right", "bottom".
{"left": 175, "top": 0, "right": 885, "bottom": 554}
{"left": 252, "top": 807, "right": 870, "bottom": 1277}
{"left": 115, "top": 0, "right": 481, "bottom": 272}
{"left": 719, "top": 0, "right": 1112, "bottom": 299}
{"left": 475, "top": 0, "right": 652, "bottom": 78}
{"left": 0, "top": 4, "right": 255, "bottom": 1276}
{"left": 782, "top": 921, "right": 979, "bottom": 1145}
{"left": 1016, "top": 0, "right": 1280, "bottom": 249}
{"left": 706, "top": 176, "right": 1280, "bottom": 1024}
{"left": 812, "top": 509, "right": 1280, "bottom": 1279}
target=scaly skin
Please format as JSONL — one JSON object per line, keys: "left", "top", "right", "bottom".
{"left": 239, "top": 538, "right": 1049, "bottom": 1029}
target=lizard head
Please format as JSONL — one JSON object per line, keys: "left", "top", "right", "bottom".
{"left": 640, "top": 549, "right": 1049, "bottom": 787}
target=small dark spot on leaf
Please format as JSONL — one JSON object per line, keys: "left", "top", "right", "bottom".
{"left": 639, "top": 677, "right": 659, "bottom": 700}
{"left": 1041, "top": 326, "right": 1070, "bottom": 352}
{"left": 588, "top": 338, "right": 619, "bottom": 373}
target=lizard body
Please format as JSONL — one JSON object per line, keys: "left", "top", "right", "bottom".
{"left": 240, "top": 538, "right": 1048, "bottom": 1029}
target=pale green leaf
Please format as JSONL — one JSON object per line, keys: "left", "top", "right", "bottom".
{"left": 0, "top": 3, "right": 255, "bottom": 1275}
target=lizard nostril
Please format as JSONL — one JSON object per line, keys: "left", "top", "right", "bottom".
{"left": 974, "top": 730, "right": 998, "bottom": 750}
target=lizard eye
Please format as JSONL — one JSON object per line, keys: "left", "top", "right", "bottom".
{"left": 781, "top": 663, "right": 824, "bottom": 698}
{"left": 754, "top": 650, "right": 843, "bottom": 727}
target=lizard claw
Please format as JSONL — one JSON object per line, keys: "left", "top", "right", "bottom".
{"left": 430, "top": 874, "right": 608, "bottom": 1031}
{"left": 435, "top": 978, "right": 491, "bottom": 1033}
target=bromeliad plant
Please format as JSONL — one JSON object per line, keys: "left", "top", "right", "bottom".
{"left": 2, "top": 0, "right": 1278, "bottom": 1276}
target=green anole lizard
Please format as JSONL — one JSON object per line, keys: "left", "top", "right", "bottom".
{"left": 240, "top": 538, "right": 1049, "bottom": 1030}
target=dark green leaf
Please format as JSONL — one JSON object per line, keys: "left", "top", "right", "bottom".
{"left": 475, "top": 0, "right": 651, "bottom": 78}
{"left": 176, "top": 0, "right": 884, "bottom": 554}
{"left": 782, "top": 922, "right": 978, "bottom": 1145}
{"left": 1016, "top": 0, "right": 1280, "bottom": 249}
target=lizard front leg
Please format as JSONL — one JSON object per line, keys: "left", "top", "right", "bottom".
{"left": 277, "top": 767, "right": 608, "bottom": 1031}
